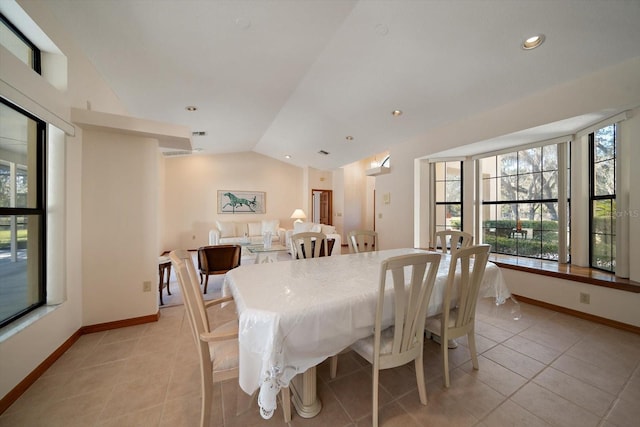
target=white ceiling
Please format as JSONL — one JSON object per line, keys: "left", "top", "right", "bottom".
{"left": 41, "top": 0, "right": 640, "bottom": 169}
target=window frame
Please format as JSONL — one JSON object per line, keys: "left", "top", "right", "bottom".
{"left": 480, "top": 144, "right": 563, "bottom": 261}
{"left": 0, "top": 98, "right": 47, "bottom": 328}
{"left": 588, "top": 124, "right": 617, "bottom": 273}
{"left": 434, "top": 160, "right": 464, "bottom": 234}
{"left": 0, "top": 12, "right": 41, "bottom": 74}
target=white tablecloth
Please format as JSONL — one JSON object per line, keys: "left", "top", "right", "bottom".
{"left": 222, "top": 248, "right": 509, "bottom": 416}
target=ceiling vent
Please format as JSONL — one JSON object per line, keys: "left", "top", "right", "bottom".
{"left": 318, "top": 150, "right": 330, "bottom": 155}
{"left": 162, "top": 150, "right": 193, "bottom": 157}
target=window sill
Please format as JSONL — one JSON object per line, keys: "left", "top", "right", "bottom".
{"left": 489, "top": 254, "right": 640, "bottom": 293}
{"left": 0, "top": 304, "right": 61, "bottom": 343}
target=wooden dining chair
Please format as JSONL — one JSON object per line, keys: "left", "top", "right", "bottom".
{"left": 433, "top": 230, "right": 473, "bottom": 256}
{"left": 169, "top": 249, "right": 291, "bottom": 426}
{"left": 347, "top": 230, "right": 378, "bottom": 253}
{"left": 350, "top": 252, "right": 441, "bottom": 427}
{"left": 197, "top": 245, "right": 241, "bottom": 293}
{"left": 291, "top": 231, "right": 328, "bottom": 259}
{"left": 425, "top": 244, "right": 490, "bottom": 387}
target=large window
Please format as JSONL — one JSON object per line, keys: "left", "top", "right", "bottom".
{"left": 589, "top": 124, "right": 616, "bottom": 272}
{"left": 481, "top": 144, "right": 562, "bottom": 260}
{"left": 0, "top": 13, "right": 41, "bottom": 74}
{"left": 0, "top": 99, "right": 46, "bottom": 328}
{"left": 434, "top": 161, "right": 463, "bottom": 232}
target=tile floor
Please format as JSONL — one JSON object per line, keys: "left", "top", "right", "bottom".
{"left": 1, "top": 296, "right": 639, "bottom": 426}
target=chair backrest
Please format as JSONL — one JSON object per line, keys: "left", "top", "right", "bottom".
{"left": 291, "top": 232, "right": 328, "bottom": 259}
{"left": 374, "top": 253, "right": 441, "bottom": 366}
{"left": 434, "top": 230, "right": 473, "bottom": 256}
{"left": 170, "top": 250, "right": 212, "bottom": 347}
{"left": 348, "top": 230, "right": 378, "bottom": 253}
{"left": 198, "top": 245, "right": 241, "bottom": 274}
{"left": 443, "top": 244, "right": 491, "bottom": 330}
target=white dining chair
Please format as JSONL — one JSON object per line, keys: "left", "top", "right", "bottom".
{"left": 169, "top": 249, "right": 291, "bottom": 426}
{"left": 350, "top": 252, "right": 441, "bottom": 427}
{"left": 347, "top": 229, "right": 378, "bottom": 253}
{"left": 433, "top": 230, "right": 473, "bottom": 256}
{"left": 291, "top": 231, "right": 328, "bottom": 259}
{"left": 425, "top": 244, "right": 491, "bottom": 388}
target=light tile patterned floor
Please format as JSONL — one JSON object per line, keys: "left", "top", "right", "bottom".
{"left": 1, "top": 296, "right": 639, "bottom": 426}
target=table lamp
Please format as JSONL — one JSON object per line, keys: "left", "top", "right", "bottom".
{"left": 290, "top": 208, "right": 307, "bottom": 224}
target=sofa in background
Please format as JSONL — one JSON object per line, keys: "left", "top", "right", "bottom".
{"left": 285, "top": 222, "right": 342, "bottom": 256}
{"left": 208, "top": 219, "right": 286, "bottom": 245}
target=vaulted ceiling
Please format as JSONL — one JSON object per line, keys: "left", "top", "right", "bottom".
{"left": 43, "top": 0, "right": 640, "bottom": 169}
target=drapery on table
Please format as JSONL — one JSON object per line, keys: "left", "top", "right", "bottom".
{"left": 222, "top": 248, "right": 510, "bottom": 419}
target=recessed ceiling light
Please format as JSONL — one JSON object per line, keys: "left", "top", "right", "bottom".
{"left": 392, "top": 110, "right": 403, "bottom": 116}
{"left": 346, "top": 136, "right": 354, "bottom": 141}
{"left": 284, "top": 155, "right": 291, "bottom": 159}
{"left": 185, "top": 106, "right": 198, "bottom": 112}
{"left": 522, "top": 34, "right": 545, "bottom": 50}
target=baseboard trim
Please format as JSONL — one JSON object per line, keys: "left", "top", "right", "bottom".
{"left": 0, "top": 311, "right": 160, "bottom": 415}
{"left": 512, "top": 294, "right": 640, "bottom": 335}
{"left": 0, "top": 329, "right": 82, "bottom": 414}
{"left": 80, "top": 312, "right": 160, "bottom": 335}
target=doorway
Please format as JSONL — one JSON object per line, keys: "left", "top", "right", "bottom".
{"left": 312, "top": 189, "right": 333, "bottom": 225}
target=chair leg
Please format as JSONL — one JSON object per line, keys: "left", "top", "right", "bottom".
{"left": 201, "top": 366, "right": 214, "bottom": 427}
{"left": 281, "top": 386, "right": 291, "bottom": 422}
{"left": 330, "top": 355, "right": 338, "bottom": 379}
{"left": 203, "top": 274, "right": 209, "bottom": 294}
{"left": 468, "top": 330, "right": 479, "bottom": 370}
{"left": 372, "top": 367, "right": 379, "bottom": 427}
{"left": 414, "top": 354, "right": 428, "bottom": 405}
{"left": 442, "top": 333, "right": 450, "bottom": 388}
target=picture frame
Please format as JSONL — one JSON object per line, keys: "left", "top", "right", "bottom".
{"left": 217, "top": 190, "right": 266, "bottom": 214}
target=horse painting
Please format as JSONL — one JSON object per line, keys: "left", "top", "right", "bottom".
{"left": 222, "top": 192, "right": 258, "bottom": 212}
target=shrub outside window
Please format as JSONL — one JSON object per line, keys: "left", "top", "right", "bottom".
{"left": 481, "top": 145, "right": 560, "bottom": 260}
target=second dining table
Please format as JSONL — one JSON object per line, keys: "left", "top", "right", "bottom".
{"left": 222, "top": 247, "right": 509, "bottom": 419}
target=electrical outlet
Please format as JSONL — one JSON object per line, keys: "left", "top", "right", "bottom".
{"left": 143, "top": 281, "right": 152, "bottom": 292}
{"left": 579, "top": 292, "right": 590, "bottom": 304}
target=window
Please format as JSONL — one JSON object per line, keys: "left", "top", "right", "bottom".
{"left": 481, "top": 144, "right": 561, "bottom": 260}
{"left": 434, "top": 161, "right": 463, "bottom": 233}
{"left": 0, "top": 99, "right": 46, "bottom": 328}
{"left": 0, "top": 13, "right": 41, "bottom": 74}
{"left": 589, "top": 124, "right": 616, "bottom": 272}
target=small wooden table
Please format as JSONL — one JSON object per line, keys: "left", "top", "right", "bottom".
{"left": 158, "top": 256, "right": 172, "bottom": 305}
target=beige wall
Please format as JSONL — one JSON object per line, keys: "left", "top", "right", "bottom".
{"left": 162, "top": 151, "right": 303, "bottom": 251}
{"left": 81, "top": 129, "right": 159, "bottom": 325}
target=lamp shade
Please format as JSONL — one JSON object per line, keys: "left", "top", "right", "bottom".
{"left": 290, "top": 209, "right": 307, "bottom": 220}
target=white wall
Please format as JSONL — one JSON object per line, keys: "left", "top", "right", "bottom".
{"left": 1, "top": 0, "right": 131, "bottom": 400}
{"left": 503, "top": 269, "right": 640, "bottom": 328}
{"left": 81, "top": 129, "right": 159, "bottom": 325}
{"left": 162, "top": 152, "right": 303, "bottom": 251}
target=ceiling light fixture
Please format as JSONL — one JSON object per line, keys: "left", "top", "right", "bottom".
{"left": 185, "top": 106, "right": 198, "bottom": 111}
{"left": 522, "top": 34, "right": 545, "bottom": 50}
{"left": 346, "top": 136, "right": 354, "bottom": 141}
{"left": 392, "top": 110, "right": 403, "bottom": 116}
{"left": 284, "top": 155, "right": 291, "bottom": 159}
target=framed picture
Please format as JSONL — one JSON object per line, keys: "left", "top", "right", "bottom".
{"left": 217, "top": 190, "right": 266, "bottom": 214}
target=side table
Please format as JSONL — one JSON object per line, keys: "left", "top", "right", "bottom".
{"left": 158, "top": 256, "right": 172, "bottom": 305}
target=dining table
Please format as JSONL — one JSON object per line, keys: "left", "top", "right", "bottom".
{"left": 222, "top": 247, "right": 510, "bottom": 419}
